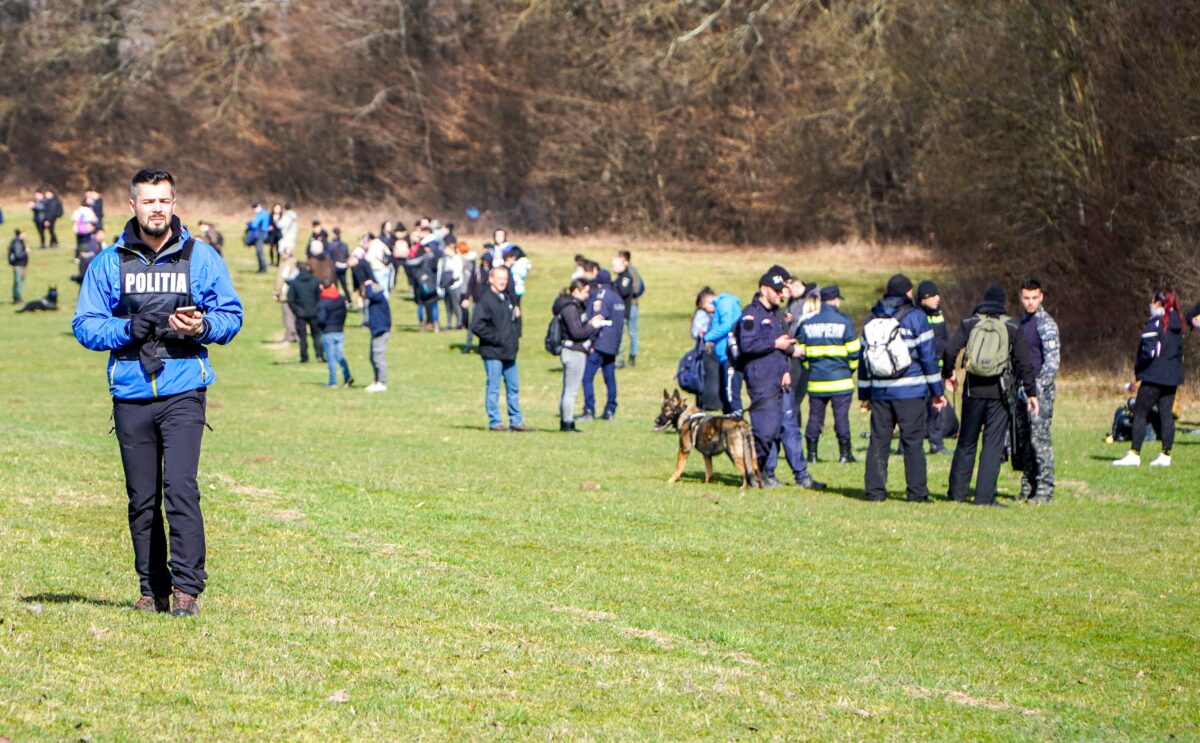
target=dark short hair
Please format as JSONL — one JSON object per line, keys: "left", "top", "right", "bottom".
{"left": 583, "top": 260, "right": 600, "bottom": 273}
{"left": 130, "top": 168, "right": 175, "bottom": 200}
{"left": 332, "top": 227, "right": 341, "bottom": 237}
{"left": 1021, "top": 279, "right": 1042, "bottom": 292}
{"left": 284, "top": 202, "right": 293, "bottom": 210}
{"left": 696, "top": 286, "right": 716, "bottom": 308}
{"left": 618, "top": 250, "right": 631, "bottom": 261}
{"left": 312, "top": 220, "right": 321, "bottom": 226}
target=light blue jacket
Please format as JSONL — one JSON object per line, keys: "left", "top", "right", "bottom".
{"left": 72, "top": 223, "right": 243, "bottom": 400}
{"left": 703, "top": 292, "right": 742, "bottom": 362}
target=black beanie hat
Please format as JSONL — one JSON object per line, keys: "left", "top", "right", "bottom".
{"left": 885, "top": 274, "right": 913, "bottom": 298}
{"left": 917, "top": 280, "right": 939, "bottom": 301}
{"left": 982, "top": 283, "right": 1007, "bottom": 305}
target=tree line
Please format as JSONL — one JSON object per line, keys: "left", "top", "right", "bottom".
{"left": 2, "top": 1, "right": 1198, "bottom": 356}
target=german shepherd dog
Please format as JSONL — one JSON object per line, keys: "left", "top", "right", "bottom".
{"left": 16, "top": 286, "right": 58, "bottom": 313}
{"left": 655, "top": 389, "right": 762, "bottom": 488}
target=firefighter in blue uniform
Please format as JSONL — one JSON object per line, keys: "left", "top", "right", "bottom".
{"left": 735, "top": 266, "right": 817, "bottom": 486}
{"left": 72, "top": 169, "right": 243, "bottom": 617}
{"left": 917, "top": 280, "right": 951, "bottom": 454}
{"left": 798, "top": 284, "right": 861, "bottom": 464}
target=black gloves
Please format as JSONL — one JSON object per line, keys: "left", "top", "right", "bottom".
{"left": 129, "top": 312, "right": 157, "bottom": 343}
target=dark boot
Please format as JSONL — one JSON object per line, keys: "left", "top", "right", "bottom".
{"left": 629, "top": 355, "right": 636, "bottom": 367}
{"left": 806, "top": 437, "right": 820, "bottom": 463}
{"left": 838, "top": 438, "right": 856, "bottom": 464}
{"left": 560, "top": 420, "right": 583, "bottom": 433}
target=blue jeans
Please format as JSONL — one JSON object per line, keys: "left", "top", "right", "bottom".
{"left": 322, "top": 332, "right": 351, "bottom": 385}
{"left": 627, "top": 303, "right": 639, "bottom": 358}
{"left": 583, "top": 351, "right": 617, "bottom": 415}
{"left": 483, "top": 358, "right": 522, "bottom": 428}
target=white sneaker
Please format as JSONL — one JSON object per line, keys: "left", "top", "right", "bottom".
{"left": 365, "top": 382, "right": 387, "bottom": 393}
{"left": 1150, "top": 453, "right": 1172, "bottom": 467}
{"left": 1113, "top": 451, "right": 1141, "bottom": 467}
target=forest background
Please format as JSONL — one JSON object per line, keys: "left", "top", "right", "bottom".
{"left": 2, "top": 0, "right": 1198, "bottom": 359}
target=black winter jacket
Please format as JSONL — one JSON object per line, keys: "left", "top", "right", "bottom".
{"left": 942, "top": 301, "right": 1037, "bottom": 400}
{"left": 8, "top": 236, "right": 28, "bottom": 267}
{"left": 553, "top": 294, "right": 598, "bottom": 349}
{"left": 1135, "top": 311, "right": 1184, "bottom": 388}
{"left": 471, "top": 288, "right": 520, "bottom": 361}
{"left": 286, "top": 271, "right": 321, "bottom": 319}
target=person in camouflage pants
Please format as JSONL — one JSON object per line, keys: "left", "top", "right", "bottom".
{"left": 1017, "top": 279, "right": 1060, "bottom": 503}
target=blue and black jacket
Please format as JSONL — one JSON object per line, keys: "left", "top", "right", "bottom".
{"left": 798, "top": 302, "right": 860, "bottom": 396}
{"left": 72, "top": 217, "right": 243, "bottom": 400}
{"left": 858, "top": 295, "right": 944, "bottom": 402}
{"left": 703, "top": 292, "right": 742, "bottom": 363}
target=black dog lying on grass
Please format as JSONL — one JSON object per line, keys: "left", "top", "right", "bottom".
{"left": 16, "top": 287, "right": 58, "bottom": 313}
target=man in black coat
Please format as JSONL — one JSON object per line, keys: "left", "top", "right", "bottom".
{"left": 43, "top": 190, "right": 64, "bottom": 248}
{"left": 470, "top": 265, "right": 528, "bottom": 431}
{"left": 8, "top": 228, "right": 29, "bottom": 303}
{"left": 286, "top": 263, "right": 324, "bottom": 363}
{"left": 942, "top": 284, "right": 1039, "bottom": 506}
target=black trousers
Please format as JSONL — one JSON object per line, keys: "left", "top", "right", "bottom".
{"left": 699, "top": 348, "right": 722, "bottom": 411}
{"left": 948, "top": 396, "right": 1009, "bottom": 504}
{"left": 806, "top": 393, "right": 852, "bottom": 441}
{"left": 46, "top": 218, "right": 60, "bottom": 247}
{"left": 335, "top": 268, "right": 351, "bottom": 299}
{"left": 865, "top": 398, "right": 928, "bottom": 501}
{"left": 113, "top": 389, "right": 208, "bottom": 597}
{"left": 296, "top": 316, "right": 323, "bottom": 362}
{"left": 927, "top": 399, "right": 946, "bottom": 449}
{"left": 1132, "top": 382, "right": 1176, "bottom": 454}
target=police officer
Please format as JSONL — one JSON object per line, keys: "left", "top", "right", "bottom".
{"left": 799, "top": 284, "right": 860, "bottom": 464}
{"left": 580, "top": 267, "right": 625, "bottom": 420}
{"left": 72, "top": 168, "right": 243, "bottom": 616}
{"left": 917, "top": 280, "right": 951, "bottom": 454}
{"left": 763, "top": 273, "right": 825, "bottom": 490}
{"left": 1017, "top": 279, "right": 1060, "bottom": 503}
{"left": 859, "top": 274, "right": 946, "bottom": 502}
{"left": 735, "top": 266, "right": 809, "bottom": 485}
{"left": 942, "top": 284, "right": 1038, "bottom": 506}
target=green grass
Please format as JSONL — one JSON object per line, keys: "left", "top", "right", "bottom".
{"left": 1, "top": 205, "right": 1197, "bottom": 740}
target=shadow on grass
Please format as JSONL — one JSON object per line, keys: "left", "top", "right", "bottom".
{"left": 22, "top": 592, "right": 126, "bottom": 608}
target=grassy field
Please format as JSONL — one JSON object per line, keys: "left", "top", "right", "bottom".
{"left": 1, "top": 204, "right": 1197, "bottom": 740}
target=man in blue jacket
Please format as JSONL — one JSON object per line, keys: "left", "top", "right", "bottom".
{"left": 858, "top": 274, "right": 946, "bottom": 502}
{"left": 72, "top": 168, "right": 243, "bottom": 616}
{"left": 701, "top": 290, "right": 744, "bottom": 417}
{"left": 734, "top": 266, "right": 811, "bottom": 483}
{"left": 246, "top": 202, "right": 271, "bottom": 273}
{"left": 580, "top": 267, "right": 626, "bottom": 420}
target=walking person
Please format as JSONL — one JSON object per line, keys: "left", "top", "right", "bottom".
{"left": 554, "top": 278, "right": 606, "bottom": 432}
{"left": 42, "top": 189, "right": 64, "bottom": 248}
{"left": 246, "top": 203, "right": 271, "bottom": 273}
{"left": 580, "top": 266, "right": 625, "bottom": 421}
{"left": 286, "top": 262, "right": 324, "bottom": 363}
{"left": 942, "top": 284, "right": 1039, "bottom": 505}
{"left": 316, "top": 281, "right": 353, "bottom": 388}
{"left": 8, "top": 228, "right": 29, "bottom": 304}
{"left": 1018, "top": 279, "right": 1061, "bottom": 499}
{"left": 71, "top": 168, "right": 243, "bottom": 616}
{"left": 31, "top": 191, "right": 48, "bottom": 249}
{"left": 859, "top": 274, "right": 947, "bottom": 502}
{"left": 799, "top": 285, "right": 861, "bottom": 464}
{"left": 917, "top": 280, "right": 952, "bottom": 455}
{"left": 470, "top": 265, "right": 527, "bottom": 431}
{"left": 362, "top": 278, "right": 391, "bottom": 393}
{"left": 1114, "top": 290, "right": 1185, "bottom": 467}
{"left": 613, "top": 250, "right": 644, "bottom": 367}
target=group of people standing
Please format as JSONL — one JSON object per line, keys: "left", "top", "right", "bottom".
{"left": 686, "top": 268, "right": 1064, "bottom": 504}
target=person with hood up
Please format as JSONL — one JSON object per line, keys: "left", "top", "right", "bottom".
{"left": 1114, "top": 289, "right": 1186, "bottom": 467}
{"left": 579, "top": 265, "right": 625, "bottom": 421}
{"left": 941, "top": 284, "right": 1038, "bottom": 505}
{"left": 286, "top": 262, "right": 324, "bottom": 364}
{"left": 859, "top": 274, "right": 946, "bottom": 502}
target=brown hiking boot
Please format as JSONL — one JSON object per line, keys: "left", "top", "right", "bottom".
{"left": 170, "top": 588, "right": 200, "bottom": 617}
{"left": 132, "top": 595, "right": 170, "bottom": 614}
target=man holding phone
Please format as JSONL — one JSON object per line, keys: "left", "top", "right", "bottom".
{"left": 73, "top": 168, "right": 243, "bottom": 617}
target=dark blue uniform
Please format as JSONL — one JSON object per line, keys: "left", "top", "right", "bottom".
{"left": 582, "top": 270, "right": 625, "bottom": 417}
{"left": 734, "top": 297, "right": 791, "bottom": 475}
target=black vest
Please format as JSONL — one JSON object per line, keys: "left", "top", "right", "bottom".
{"left": 113, "top": 238, "right": 202, "bottom": 360}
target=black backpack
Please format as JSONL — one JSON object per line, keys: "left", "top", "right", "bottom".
{"left": 544, "top": 312, "right": 564, "bottom": 355}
